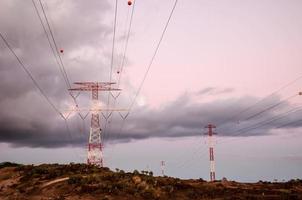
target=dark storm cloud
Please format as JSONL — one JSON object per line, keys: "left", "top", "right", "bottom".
{"left": 105, "top": 93, "right": 302, "bottom": 142}
{"left": 0, "top": 0, "right": 116, "bottom": 148}
{"left": 1, "top": 88, "right": 302, "bottom": 148}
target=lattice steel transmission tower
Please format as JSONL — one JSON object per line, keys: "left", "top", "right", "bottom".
{"left": 69, "top": 82, "right": 120, "bottom": 167}
{"left": 205, "top": 124, "right": 217, "bottom": 181}
{"left": 160, "top": 160, "right": 165, "bottom": 176}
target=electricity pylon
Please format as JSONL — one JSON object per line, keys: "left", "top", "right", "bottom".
{"left": 160, "top": 160, "right": 165, "bottom": 176}
{"left": 69, "top": 82, "right": 121, "bottom": 167}
{"left": 205, "top": 124, "right": 217, "bottom": 181}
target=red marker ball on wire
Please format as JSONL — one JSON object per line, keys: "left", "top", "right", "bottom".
{"left": 60, "top": 49, "right": 64, "bottom": 53}
{"left": 127, "top": 1, "right": 132, "bottom": 6}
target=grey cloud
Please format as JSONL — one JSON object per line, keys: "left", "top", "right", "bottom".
{"left": 99, "top": 93, "right": 302, "bottom": 143}
{"left": 1, "top": 90, "right": 302, "bottom": 148}
{"left": 198, "top": 87, "right": 214, "bottom": 95}
{"left": 197, "top": 87, "right": 234, "bottom": 96}
{"left": 0, "top": 0, "right": 120, "bottom": 148}
{"left": 104, "top": 93, "right": 302, "bottom": 142}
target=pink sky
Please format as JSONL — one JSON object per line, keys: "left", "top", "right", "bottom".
{"left": 116, "top": 0, "right": 302, "bottom": 107}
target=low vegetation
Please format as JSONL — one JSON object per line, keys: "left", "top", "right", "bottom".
{"left": 0, "top": 163, "right": 301, "bottom": 199}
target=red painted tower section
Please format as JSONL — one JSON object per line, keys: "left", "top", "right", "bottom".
{"left": 69, "top": 82, "right": 120, "bottom": 167}
{"left": 205, "top": 124, "right": 216, "bottom": 181}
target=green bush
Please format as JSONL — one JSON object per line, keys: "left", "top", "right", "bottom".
{"left": 0, "top": 162, "right": 21, "bottom": 169}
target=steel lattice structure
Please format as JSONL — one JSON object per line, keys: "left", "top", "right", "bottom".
{"left": 205, "top": 124, "right": 216, "bottom": 181}
{"left": 69, "top": 82, "right": 120, "bottom": 167}
{"left": 160, "top": 160, "right": 165, "bottom": 176}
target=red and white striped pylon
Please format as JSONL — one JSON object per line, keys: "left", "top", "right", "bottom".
{"left": 69, "top": 82, "right": 120, "bottom": 167}
{"left": 205, "top": 124, "right": 216, "bottom": 181}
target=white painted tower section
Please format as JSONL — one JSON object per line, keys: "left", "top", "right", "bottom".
{"left": 161, "top": 160, "right": 165, "bottom": 176}
{"left": 205, "top": 124, "right": 216, "bottom": 181}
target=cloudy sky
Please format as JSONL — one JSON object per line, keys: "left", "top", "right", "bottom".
{"left": 1, "top": 0, "right": 302, "bottom": 182}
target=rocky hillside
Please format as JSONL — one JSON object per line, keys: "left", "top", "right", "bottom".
{"left": 0, "top": 162, "right": 301, "bottom": 200}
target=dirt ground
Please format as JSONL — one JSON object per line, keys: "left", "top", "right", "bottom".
{"left": 0, "top": 163, "right": 301, "bottom": 200}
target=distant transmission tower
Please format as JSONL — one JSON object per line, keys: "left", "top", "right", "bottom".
{"left": 205, "top": 124, "right": 217, "bottom": 181}
{"left": 160, "top": 160, "right": 165, "bottom": 176}
{"left": 69, "top": 82, "right": 120, "bottom": 167}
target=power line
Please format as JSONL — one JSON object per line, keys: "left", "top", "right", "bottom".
{"left": 237, "top": 109, "right": 301, "bottom": 138}
{"left": 109, "top": 0, "right": 119, "bottom": 84}
{"left": 235, "top": 106, "right": 302, "bottom": 134}
{"left": 63, "top": 118, "right": 85, "bottom": 161}
{"left": 175, "top": 144, "right": 208, "bottom": 170}
{"left": 103, "top": 0, "right": 119, "bottom": 141}
{"left": 179, "top": 100, "right": 301, "bottom": 171}
{"left": 116, "top": 4, "right": 130, "bottom": 75}
{"left": 276, "top": 118, "right": 302, "bottom": 129}
{"left": 4, "top": 2, "right": 84, "bottom": 159}
{"left": 216, "top": 75, "right": 302, "bottom": 128}
{"left": 217, "top": 104, "right": 302, "bottom": 145}
{"left": 38, "top": 0, "right": 72, "bottom": 89}
{"left": 211, "top": 101, "right": 302, "bottom": 165}
{"left": 103, "top": 0, "right": 137, "bottom": 143}
{"left": 107, "top": 0, "right": 179, "bottom": 150}
{"left": 105, "top": 0, "right": 178, "bottom": 146}
{"left": 224, "top": 92, "right": 301, "bottom": 136}
{"left": 105, "top": 116, "right": 127, "bottom": 156}
{"left": 242, "top": 94, "right": 298, "bottom": 122}
{"left": 33, "top": 0, "right": 85, "bottom": 146}
{"left": 33, "top": 0, "right": 81, "bottom": 105}
{"left": 0, "top": 32, "right": 63, "bottom": 118}
{"left": 128, "top": 0, "right": 178, "bottom": 111}
{"left": 117, "top": 0, "right": 136, "bottom": 87}
{"left": 31, "top": 0, "right": 70, "bottom": 90}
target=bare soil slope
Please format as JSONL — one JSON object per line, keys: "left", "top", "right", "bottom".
{"left": 0, "top": 163, "right": 301, "bottom": 200}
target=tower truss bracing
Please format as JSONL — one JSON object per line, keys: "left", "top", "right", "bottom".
{"left": 160, "top": 160, "right": 165, "bottom": 176}
{"left": 69, "top": 82, "right": 120, "bottom": 167}
{"left": 205, "top": 124, "right": 217, "bottom": 181}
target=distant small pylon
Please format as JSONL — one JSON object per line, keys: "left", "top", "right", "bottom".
{"left": 160, "top": 160, "right": 165, "bottom": 176}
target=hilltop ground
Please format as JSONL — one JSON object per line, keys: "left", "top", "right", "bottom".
{"left": 0, "top": 163, "right": 301, "bottom": 200}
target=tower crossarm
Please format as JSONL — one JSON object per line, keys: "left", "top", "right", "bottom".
{"left": 66, "top": 108, "right": 128, "bottom": 112}
{"left": 69, "top": 87, "right": 121, "bottom": 91}
{"left": 68, "top": 81, "right": 124, "bottom": 167}
{"left": 74, "top": 82, "right": 116, "bottom": 85}
{"left": 68, "top": 81, "right": 120, "bottom": 92}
